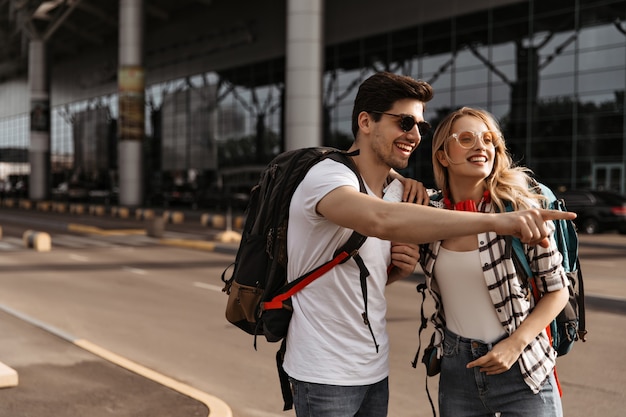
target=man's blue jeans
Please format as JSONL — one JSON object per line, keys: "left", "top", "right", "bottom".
{"left": 439, "top": 328, "right": 563, "bottom": 417}
{"left": 289, "top": 376, "right": 388, "bottom": 417}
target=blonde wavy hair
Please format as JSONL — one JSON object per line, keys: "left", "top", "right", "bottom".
{"left": 431, "top": 107, "right": 546, "bottom": 211}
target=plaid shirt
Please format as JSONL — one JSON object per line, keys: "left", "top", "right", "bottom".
{"left": 419, "top": 201, "right": 569, "bottom": 393}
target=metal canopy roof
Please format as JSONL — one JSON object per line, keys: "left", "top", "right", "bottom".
{"left": 1, "top": 1, "right": 623, "bottom": 86}
{"left": 0, "top": 0, "right": 215, "bottom": 82}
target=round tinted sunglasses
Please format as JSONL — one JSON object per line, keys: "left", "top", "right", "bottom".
{"left": 448, "top": 130, "right": 502, "bottom": 149}
{"left": 370, "top": 111, "right": 431, "bottom": 136}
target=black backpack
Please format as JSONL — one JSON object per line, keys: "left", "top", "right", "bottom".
{"left": 221, "top": 146, "right": 374, "bottom": 410}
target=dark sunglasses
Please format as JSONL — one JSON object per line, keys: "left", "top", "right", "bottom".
{"left": 370, "top": 111, "right": 431, "bottom": 136}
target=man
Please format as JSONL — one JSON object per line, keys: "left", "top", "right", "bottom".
{"left": 282, "top": 72, "right": 575, "bottom": 417}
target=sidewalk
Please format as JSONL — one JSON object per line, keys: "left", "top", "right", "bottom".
{"left": 0, "top": 305, "right": 230, "bottom": 417}
{"left": 0, "top": 207, "right": 237, "bottom": 417}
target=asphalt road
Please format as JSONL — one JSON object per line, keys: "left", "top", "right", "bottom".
{"left": 0, "top": 207, "right": 624, "bottom": 416}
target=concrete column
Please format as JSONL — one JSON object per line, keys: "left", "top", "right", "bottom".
{"left": 118, "top": 0, "right": 145, "bottom": 207}
{"left": 284, "top": 0, "right": 324, "bottom": 151}
{"left": 28, "top": 39, "right": 50, "bottom": 201}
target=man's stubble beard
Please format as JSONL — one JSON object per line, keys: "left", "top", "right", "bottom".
{"left": 371, "top": 138, "right": 412, "bottom": 171}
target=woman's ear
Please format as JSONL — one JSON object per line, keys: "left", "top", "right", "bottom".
{"left": 436, "top": 149, "right": 449, "bottom": 167}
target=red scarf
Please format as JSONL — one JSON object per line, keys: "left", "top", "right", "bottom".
{"left": 443, "top": 190, "right": 491, "bottom": 212}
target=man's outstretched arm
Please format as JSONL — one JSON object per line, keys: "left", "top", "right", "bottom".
{"left": 317, "top": 186, "right": 576, "bottom": 247}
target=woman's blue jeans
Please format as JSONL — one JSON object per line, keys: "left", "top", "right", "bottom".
{"left": 289, "top": 376, "right": 388, "bottom": 417}
{"left": 439, "top": 328, "right": 563, "bottom": 417}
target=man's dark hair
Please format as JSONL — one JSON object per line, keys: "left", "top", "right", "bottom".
{"left": 351, "top": 72, "right": 434, "bottom": 138}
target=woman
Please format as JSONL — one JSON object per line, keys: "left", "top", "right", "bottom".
{"left": 419, "top": 107, "right": 569, "bottom": 417}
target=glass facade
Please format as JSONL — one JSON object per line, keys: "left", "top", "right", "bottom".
{"left": 0, "top": 114, "right": 29, "bottom": 196}
{"left": 324, "top": 0, "right": 626, "bottom": 193}
{"left": 0, "top": 0, "right": 624, "bottom": 204}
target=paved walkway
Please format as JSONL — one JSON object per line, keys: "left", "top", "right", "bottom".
{"left": 0, "top": 305, "right": 226, "bottom": 417}
{"left": 0, "top": 206, "right": 624, "bottom": 417}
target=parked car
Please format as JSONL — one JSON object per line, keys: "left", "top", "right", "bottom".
{"left": 162, "top": 184, "right": 198, "bottom": 208}
{"left": 52, "top": 181, "right": 88, "bottom": 201}
{"left": 555, "top": 189, "right": 626, "bottom": 234}
{"left": 196, "top": 185, "right": 250, "bottom": 211}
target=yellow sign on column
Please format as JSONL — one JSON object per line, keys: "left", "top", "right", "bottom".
{"left": 118, "top": 66, "right": 145, "bottom": 141}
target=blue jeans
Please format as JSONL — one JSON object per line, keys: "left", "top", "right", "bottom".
{"left": 439, "top": 328, "right": 563, "bottom": 417}
{"left": 289, "top": 376, "right": 388, "bottom": 417}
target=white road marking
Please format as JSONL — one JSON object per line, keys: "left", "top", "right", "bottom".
{"left": 122, "top": 266, "right": 147, "bottom": 275}
{"left": 69, "top": 254, "right": 90, "bottom": 262}
{"left": 194, "top": 282, "right": 224, "bottom": 292}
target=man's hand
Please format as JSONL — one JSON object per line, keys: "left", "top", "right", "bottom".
{"left": 398, "top": 178, "right": 429, "bottom": 205}
{"left": 387, "top": 242, "right": 420, "bottom": 284}
{"left": 494, "top": 208, "right": 577, "bottom": 247}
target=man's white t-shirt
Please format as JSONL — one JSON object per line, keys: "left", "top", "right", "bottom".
{"left": 282, "top": 158, "right": 391, "bottom": 385}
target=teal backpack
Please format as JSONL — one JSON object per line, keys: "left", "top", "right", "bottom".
{"left": 507, "top": 181, "right": 588, "bottom": 356}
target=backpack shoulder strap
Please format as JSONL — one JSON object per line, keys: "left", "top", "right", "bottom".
{"left": 325, "top": 149, "right": 368, "bottom": 256}
{"left": 529, "top": 180, "right": 579, "bottom": 273}
{"left": 324, "top": 149, "right": 378, "bottom": 351}
{"left": 504, "top": 201, "right": 533, "bottom": 281}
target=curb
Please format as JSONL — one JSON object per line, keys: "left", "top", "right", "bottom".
{"left": 0, "top": 361, "right": 18, "bottom": 388}
{"left": 67, "top": 223, "right": 146, "bottom": 236}
{"left": 74, "top": 340, "right": 232, "bottom": 417}
{"left": 0, "top": 304, "right": 233, "bottom": 417}
{"left": 1, "top": 199, "right": 246, "bottom": 232}
{"left": 64, "top": 222, "right": 240, "bottom": 252}
{"left": 159, "top": 239, "right": 218, "bottom": 251}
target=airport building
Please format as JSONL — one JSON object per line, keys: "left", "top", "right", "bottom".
{"left": 0, "top": 0, "right": 625, "bottom": 207}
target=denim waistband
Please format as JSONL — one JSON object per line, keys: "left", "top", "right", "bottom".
{"left": 444, "top": 327, "right": 508, "bottom": 350}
